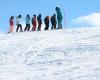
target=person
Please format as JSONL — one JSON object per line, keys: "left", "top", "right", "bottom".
{"left": 44, "top": 16, "right": 49, "bottom": 30}
{"left": 51, "top": 14, "right": 57, "bottom": 29}
{"left": 37, "top": 14, "right": 42, "bottom": 31}
{"left": 32, "top": 15, "right": 37, "bottom": 31}
{"left": 55, "top": 7, "right": 63, "bottom": 29}
{"left": 16, "top": 15, "right": 23, "bottom": 32}
{"left": 24, "top": 14, "right": 30, "bottom": 31}
{"left": 9, "top": 16, "right": 14, "bottom": 33}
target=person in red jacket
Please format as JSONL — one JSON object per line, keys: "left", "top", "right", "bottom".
{"left": 32, "top": 15, "right": 37, "bottom": 31}
{"left": 9, "top": 16, "right": 14, "bottom": 33}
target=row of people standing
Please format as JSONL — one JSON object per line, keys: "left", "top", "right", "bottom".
{"left": 9, "top": 7, "right": 63, "bottom": 33}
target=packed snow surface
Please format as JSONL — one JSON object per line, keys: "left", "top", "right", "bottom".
{"left": 0, "top": 27, "right": 100, "bottom": 80}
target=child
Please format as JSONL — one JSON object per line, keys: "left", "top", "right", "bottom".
{"left": 9, "top": 16, "right": 14, "bottom": 33}
{"left": 51, "top": 14, "right": 57, "bottom": 29}
{"left": 32, "top": 15, "right": 37, "bottom": 31}
{"left": 24, "top": 14, "right": 30, "bottom": 31}
{"left": 16, "top": 15, "right": 23, "bottom": 32}
{"left": 44, "top": 16, "right": 49, "bottom": 30}
{"left": 37, "top": 14, "right": 42, "bottom": 31}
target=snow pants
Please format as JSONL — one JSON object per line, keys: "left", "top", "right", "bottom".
{"left": 16, "top": 24, "right": 23, "bottom": 32}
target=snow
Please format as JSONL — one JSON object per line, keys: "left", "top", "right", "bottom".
{"left": 0, "top": 27, "right": 100, "bottom": 80}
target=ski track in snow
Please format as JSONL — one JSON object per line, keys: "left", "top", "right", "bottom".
{"left": 0, "top": 28, "right": 100, "bottom": 80}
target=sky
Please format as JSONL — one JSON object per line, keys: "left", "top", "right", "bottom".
{"left": 0, "top": 0, "right": 100, "bottom": 32}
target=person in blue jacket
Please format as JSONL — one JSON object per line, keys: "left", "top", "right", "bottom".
{"left": 24, "top": 14, "right": 30, "bottom": 31}
{"left": 55, "top": 7, "right": 63, "bottom": 29}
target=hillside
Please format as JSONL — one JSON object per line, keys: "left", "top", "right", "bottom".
{"left": 0, "top": 28, "right": 100, "bottom": 80}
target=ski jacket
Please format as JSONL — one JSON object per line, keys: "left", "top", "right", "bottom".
{"left": 10, "top": 19, "right": 14, "bottom": 26}
{"left": 56, "top": 9, "right": 63, "bottom": 22}
{"left": 44, "top": 17, "right": 49, "bottom": 24}
{"left": 37, "top": 16, "right": 42, "bottom": 24}
{"left": 32, "top": 17, "right": 37, "bottom": 26}
{"left": 26, "top": 16, "right": 30, "bottom": 24}
{"left": 51, "top": 16, "right": 57, "bottom": 24}
{"left": 16, "top": 17, "right": 21, "bottom": 25}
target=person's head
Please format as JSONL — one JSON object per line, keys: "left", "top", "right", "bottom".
{"left": 33, "top": 14, "right": 36, "bottom": 17}
{"left": 10, "top": 16, "right": 14, "bottom": 19}
{"left": 53, "top": 14, "right": 56, "bottom": 17}
{"left": 55, "top": 7, "right": 60, "bottom": 11}
{"left": 47, "top": 16, "right": 49, "bottom": 19}
{"left": 18, "top": 15, "right": 22, "bottom": 18}
{"left": 27, "top": 14, "right": 30, "bottom": 17}
{"left": 39, "top": 14, "right": 42, "bottom": 18}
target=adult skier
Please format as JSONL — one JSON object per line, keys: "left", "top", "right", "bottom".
{"left": 55, "top": 7, "right": 63, "bottom": 29}
{"left": 16, "top": 15, "right": 23, "bottom": 32}
{"left": 9, "top": 16, "right": 14, "bottom": 33}
{"left": 24, "top": 14, "right": 30, "bottom": 31}
{"left": 37, "top": 14, "right": 42, "bottom": 31}
{"left": 32, "top": 15, "right": 37, "bottom": 31}
{"left": 44, "top": 16, "right": 49, "bottom": 30}
{"left": 51, "top": 14, "right": 57, "bottom": 29}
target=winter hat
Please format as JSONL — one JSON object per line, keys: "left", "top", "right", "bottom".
{"left": 33, "top": 15, "right": 36, "bottom": 17}
{"left": 39, "top": 14, "right": 42, "bottom": 17}
{"left": 27, "top": 14, "right": 30, "bottom": 17}
{"left": 55, "top": 7, "right": 60, "bottom": 11}
{"left": 18, "top": 15, "right": 22, "bottom": 18}
{"left": 53, "top": 14, "right": 56, "bottom": 16}
{"left": 11, "top": 16, "right": 14, "bottom": 19}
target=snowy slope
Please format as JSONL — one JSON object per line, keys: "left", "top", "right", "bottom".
{"left": 0, "top": 27, "right": 100, "bottom": 80}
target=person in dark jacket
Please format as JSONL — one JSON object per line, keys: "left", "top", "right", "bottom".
{"left": 24, "top": 14, "right": 30, "bottom": 31}
{"left": 51, "top": 14, "right": 57, "bottom": 29}
{"left": 16, "top": 15, "right": 23, "bottom": 32}
{"left": 9, "top": 16, "right": 14, "bottom": 33}
{"left": 32, "top": 15, "right": 37, "bottom": 31}
{"left": 55, "top": 7, "right": 63, "bottom": 29}
{"left": 37, "top": 14, "right": 42, "bottom": 31}
{"left": 44, "top": 16, "right": 49, "bottom": 30}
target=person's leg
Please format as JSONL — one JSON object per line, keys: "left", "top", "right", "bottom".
{"left": 40, "top": 24, "right": 42, "bottom": 31}
{"left": 51, "top": 24, "right": 53, "bottom": 29}
{"left": 33, "top": 25, "right": 35, "bottom": 31}
{"left": 24, "top": 24, "right": 27, "bottom": 31}
{"left": 60, "top": 23, "right": 62, "bottom": 29}
{"left": 45, "top": 24, "right": 47, "bottom": 30}
{"left": 45, "top": 24, "right": 49, "bottom": 30}
{"left": 57, "top": 20, "right": 60, "bottom": 29}
{"left": 34, "top": 25, "right": 37, "bottom": 31}
{"left": 20, "top": 24, "right": 23, "bottom": 32}
{"left": 47, "top": 24, "right": 49, "bottom": 30}
{"left": 38, "top": 24, "right": 41, "bottom": 31}
{"left": 34, "top": 26, "right": 36, "bottom": 31}
{"left": 11, "top": 26, "right": 14, "bottom": 32}
{"left": 59, "top": 20, "right": 62, "bottom": 29}
{"left": 16, "top": 25, "right": 19, "bottom": 32}
{"left": 57, "top": 20, "right": 62, "bottom": 29}
{"left": 27, "top": 24, "right": 30, "bottom": 31}
{"left": 54, "top": 24, "right": 56, "bottom": 29}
